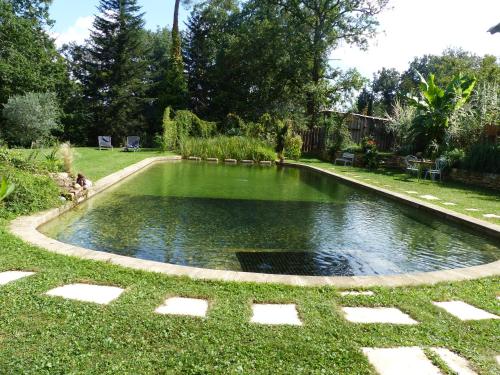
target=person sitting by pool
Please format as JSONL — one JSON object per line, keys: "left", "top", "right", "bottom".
{"left": 76, "top": 173, "right": 93, "bottom": 189}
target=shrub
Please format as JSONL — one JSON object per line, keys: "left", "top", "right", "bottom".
{"left": 222, "top": 113, "right": 245, "bottom": 135}
{"left": 1, "top": 92, "right": 61, "bottom": 147}
{"left": 442, "top": 148, "right": 465, "bottom": 168}
{"left": 174, "top": 110, "right": 216, "bottom": 139}
{"left": 160, "top": 107, "right": 177, "bottom": 151}
{"left": 324, "top": 113, "right": 351, "bottom": 158}
{"left": 179, "top": 136, "right": 276, "bottom": 162}
{"left": 284, "top": 134, "right": 303, "bottom": 160}
{"left": 361, "top": 136, "right": 381, "bottom": 169}
{"left": 0, "top": 163, "right": 60, "bottom": 218}
{"left": 387, "top": 99, "right": 416, "bottom": 152}
{"left": 0, "top": 176, "right": 15, "bottom": 203}
{"left": 462, "top": 143, "right": 500, "bottom": 174}
{"left": 59, "top": 142, "right": 74, "bottom": 175}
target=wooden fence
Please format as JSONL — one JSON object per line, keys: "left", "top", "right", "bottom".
{"left": 300, "top": 112, "right": 394, "bottom": 153}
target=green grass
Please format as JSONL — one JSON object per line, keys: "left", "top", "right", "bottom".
{"left": 0, "top": 150, "right": 498, "bottom": 373}
{"left": 15, "top": 147, "right": 171, "bottom": 181}
{"left": 299, "top": 157, "right": 500, "bottom": 225}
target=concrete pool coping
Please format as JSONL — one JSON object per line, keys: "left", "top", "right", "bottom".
{"left": 9, "top": 156, "right": 500, "bottom": 288}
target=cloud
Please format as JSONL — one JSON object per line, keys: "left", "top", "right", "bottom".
{"left": 331, "top": 0, "right": 500, "bottom": 78}
{"left": 52, "top": 15, "right": 94, "bottom": 47}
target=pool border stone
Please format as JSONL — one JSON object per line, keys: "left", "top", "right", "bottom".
{"left": 9, "top": 156, "right": 500, "bottom": 288}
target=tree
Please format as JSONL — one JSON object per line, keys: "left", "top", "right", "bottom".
{"left": 1, "top": 92, "right": 61, "bottom": 147}
{"left": 6, "top": 0, "right": 53, "bottom": 26}
{"left": 275, "top": 0, "right": 389, "bottom": 126}
{"left": 407, "top": 72, "right": 476, "bottom": 154}
{"left": 371, "top": 67, "right": 400, "bottom": 116}
{"left": 0, "top": 1, "right": 68, "bottom": 106}
{"left": 83, "top": 0, "right": 149, "bottom": 141}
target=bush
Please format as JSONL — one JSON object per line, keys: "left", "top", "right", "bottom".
{"left": 222, "top": 113, "right": 245, "bottom": 135}
{"left": 179, "top": 136, "right": 276, "bottom": 162}
{"left": 442, "top": 148, "right": 465, "bottom": 168}
{"left": 160, "top": 107, "right": 177, "bottom": 151}
{"left": 284, "top": 134, "right": 303, "bottom": 160}
{"left": 387, "top": 99, "right": 416, "bottom": 152}
{"left": 324, "top": 113, "right": 351, "bottom": 158}
{"left": 462, "top": 143, "right": 500, "bottom": 174}
{"left": 174, "top": 110, "right": 216, "bottom": 139}
{"left": 1, "top": 92, "right": 61, "bottom": 147}
{"left": 361, "top": 136, "right": 381, "bottom": 169}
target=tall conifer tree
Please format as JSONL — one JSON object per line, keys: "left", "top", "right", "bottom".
{"left": 85, "top": 0, "right": 148, "bottom": 141}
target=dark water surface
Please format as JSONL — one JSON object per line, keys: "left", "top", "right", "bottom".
{"left": 41, "top": 162, "right": 500, "bottom": 276}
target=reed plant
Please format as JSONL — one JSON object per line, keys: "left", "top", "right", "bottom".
{"left": 179, "top": 136, "right": 276, "bottom": 162}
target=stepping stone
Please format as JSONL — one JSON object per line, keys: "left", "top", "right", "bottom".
{"left": 353, "top": 175, "right": 361, "bottom": 178}
{"left": 0, "top": 271, "right": 35, "bottom": 285}
{"left": 250, "top": 304, "right": 302, "bottom": 326}
{"left": 430, "top": 348, "right": 477, "bottom": 375}
{"left": 496, "top": 355, "right": 500, "bottom": 365}
{"left": 46, "top": 283, "right": 124, "bottom": 305}
{"left": 420, "top": 194, "right": 440, "bottom": 200}
{"left": 383, "top": 185, "right": 391, "bottom": 187}
{"left": 342, "top": 307, "right": 418, "bottom": 324}
{"left": 465, "top": 208, "right": 480, "bottom": 212}
{"left": 340, "top": 291, "right": 374, "bottom": 296}
{"left": 155, "top": 297, "right": 208, "bottom": 317}
{"left": 405, "top": 191, "right": 419, "bottom": 194}
{"left": 432, "top": 301, "right": 499, "bottom": 321}
{"left": 483, "top": 214, "right": 500, "bottom": 219}
{"left": 442, "top": 202, "right": 457, "bottom": 206}
{"left": 362, "top": 347, "right": 441, "bottom": 375}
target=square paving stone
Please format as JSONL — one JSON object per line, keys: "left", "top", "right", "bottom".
{"left": 483, "top": 213, "right": 500, "bottom": 219}
{"left": 46, "top": 283, "right": 124, "bottom": 305}
{"left": 432, "top": 301, "right": 499, "bottom": 321}
{"left": 430, "top": 348, "right": 477, "bottom": 375}
{"left": 0, "top": 271, "right": 35, "bottom": 285}
{"left": 155, "top": 297, "right": 208, "bottom": 317}
{"left": 420, "top": 194, "right": 440, "bottom": 200}
{"left": 340, "top": 291, "right": 374, "bottom": 296}
{"left": 342, "top": 307, "right": 418, "bottom": 324}
{"left": 250, "top": 304, "right": 302, "bottom": 326}
{"left": 362, "top": 347, "right": 442, "bottom": 375}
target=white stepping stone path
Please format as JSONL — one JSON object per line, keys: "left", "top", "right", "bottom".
{"left": 362, "top": 347, "right": 441, "bottom": 375}
{"left": 155, "top": 297, "right": 208, "bottom": 317}
{"left": 496, "top": 355, "right": 500, "bottom": 365}
{"left": 420, "top": 194, "right": 440, "bottom": 200}
{"left": 483, "top": 213, "right": 500, "bottom": 219}
{"left": 405, "top": 191, "right": 419, "bottom": 194}
{"left": 342, "top": 307, "right": 418, "bottom": 324}
{"left": 465, "top": 208, "right": 480, "bottom": 212}
{"left": 250, "top": 304, "right": 302, "bottom": 326}
{"left": 432, "top": 301, "right": 499, "bottom": 321}
{"left": 0, "top": 271, "right": 35, "bottom": 285}
{"left": 442, "top": 202, "right": 457, "bottom": 206}
{"left": 430, "top": 348, "right": 477, "bottom": 375}
{"left": 46, "top": 283, "right": 124, "bottom": 305}
{"left": 340, "top": 291, "right": 374, "bottom": 296}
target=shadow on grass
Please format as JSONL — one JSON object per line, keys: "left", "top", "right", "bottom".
{"left": 299, "top": 155, "right": 500, "bottom": 204}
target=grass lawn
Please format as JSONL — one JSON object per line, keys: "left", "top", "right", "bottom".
{"left": 1, "top": 151, "right": 498, "bottom": 373}
{"left": 299, "top": 157, "right": 500, "bottom": 225}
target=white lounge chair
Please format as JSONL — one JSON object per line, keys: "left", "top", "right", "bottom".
{"left": 123, "top": 136, "right": 140, "bottom": 152}
{"left": 98, "top": 136, "right": 113, "bottom": 150}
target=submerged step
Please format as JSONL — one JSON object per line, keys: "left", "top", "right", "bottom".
{"left": 241, "top": 160, "right": 254, "bottom": 164}
{"left": 224, "top": 159, "right": 237, "bottom": 163}
{"left": 206, "top": 157, "right": 218, "bottom": 162}
{"left": 188, "top": 156, "right": 201, "bottom": 161}
{"left": 259, "top": 160, "right": 272, "bottom": 165}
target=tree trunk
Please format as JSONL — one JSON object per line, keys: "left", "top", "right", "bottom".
{"left": 172, "top": 0, "right": 182, "bottom": 62}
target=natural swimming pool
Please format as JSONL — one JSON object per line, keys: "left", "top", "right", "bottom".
{"left": 40, "top": 161, "right": 500, "bottom": 276}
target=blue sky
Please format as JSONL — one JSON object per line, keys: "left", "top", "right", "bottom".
{"left": 50, "top": 0, "right": 500, "bottom": 78}
{"left": 50, "top": 0, "right": 188, "bottom": 32}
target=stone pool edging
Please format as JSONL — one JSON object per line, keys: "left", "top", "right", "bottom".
{"left": 9, "top": 156, "right": 500, "bottom": 288}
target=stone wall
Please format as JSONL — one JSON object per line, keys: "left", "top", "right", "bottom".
{"left": 448, "top": 168, "right": 500, "bottom": 190}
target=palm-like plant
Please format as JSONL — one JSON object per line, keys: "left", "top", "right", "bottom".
{"left": 407, "top": 72, "right": 476, "bottom": 153}
{"left": 0, "top": 176, "right": 15, "bottom": 203}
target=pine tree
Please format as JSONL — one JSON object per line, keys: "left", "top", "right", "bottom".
{"left": 85, "top": 0, "right": 148, "bottom": 141}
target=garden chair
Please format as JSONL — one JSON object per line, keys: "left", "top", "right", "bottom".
{"left": 123, "top": 136, "right": 140, "bottom": 152}
{"left": 404, "top": 155, "right": 419, "bottom": 176}
{"left": 98, "top": 136, "right": 113, "bottom": 150}
{"left": 425, "top": 157, "right": 447, "bottom": 182}
{"left": 334, "top": 152, "right": 355, "bottom": 166}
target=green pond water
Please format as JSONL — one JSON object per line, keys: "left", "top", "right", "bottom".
{"left": 41, "top": 161, "right": 500, "bottom": 276}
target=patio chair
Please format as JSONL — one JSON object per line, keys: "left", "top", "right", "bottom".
{"left": 404, "top": 155, "right": 418, "bottom": 176}
{"left": 123, "top": 136, "right": 140, "bottom": 152}
{"left": 98, "top": 136, "right": 113, "bottom": 150}
{"left": 334, "top": 152, "right": 355, "bottom": 166}
{"left": 425, "top": 157, "right": 447, "bottom": 182}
